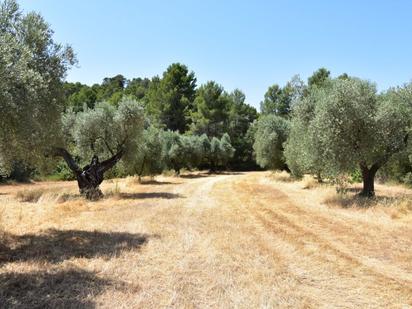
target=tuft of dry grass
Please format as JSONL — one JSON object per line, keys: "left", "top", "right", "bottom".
{"left": 389, "top": 198, "right": 412, "bottom": 220}
{"left": 322, "top": 188, "right": 412, "bottom": 215}
{"left": 269, "top": 170, "right": 294, "bottom": 182}
{"left": 104, "top": 181, "right": 122, "bottom": 199}
{"left": 15, "top": 188, "right": 78, "bottom": 204}
{"left": 15, "top": 189, "right": 45, "bottom": 203}
{"left": 301, "top": 175, "right": 319, "bottom": 189}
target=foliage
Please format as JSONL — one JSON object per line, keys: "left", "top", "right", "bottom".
{"left": 0, "top": 0, "right": 75, "bottom": 174}
{"left": 0, "top": 161, "right": 35, "bottom": 182}
{"left": 312, "top": 79, "right": 410, "bottom": 174}
{"left": 161, "top": 131, "right": 186, "bottom": 174}
{"left": 284, "top": 87, "right": 328, "bottom": 178}
{"left": 227, "top": 89, "right": 258, "bottom": 169}
{"left": 64, "top": 83, "right": 97, "bottom": 112}
{"left": 127, "top": 126, "right": 164, "bottom": 179}
{"left": 160, "top": 131, "right": 234, "bottom": 174}
{"left": 307, "top": 67, "right": 331, "bottom": 89}
{"left": 62, "top": 97, "right": 145, "bottom": 166}
{"left": 125, "top": 77, "right": 151, "bottom": 100}
{"left": 253, "top": 114, "right": 290, "bottom": 170}
{"left": 285, "top": 77, "right": 412, "bottom": 195}
{"left": 219, "top": 133, "right": 235, "bottom": 167}
{"left": 145, "top": 63, "right": 196, "bottom": 132}
{"left": 2, "top": 1, "right": 410, "bottom": 188}
{"left": 403, "top": 172, "right": 412, "bottom": 186}
{"left": 190, "top": 81, "right": 231, "bottom": 137}
{"left": 260, "top": 75, "right": 305, "bottom": 117}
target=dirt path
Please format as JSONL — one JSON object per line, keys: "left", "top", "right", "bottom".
{"left": 1, "top": 172, "right": 411, "bottom": 308}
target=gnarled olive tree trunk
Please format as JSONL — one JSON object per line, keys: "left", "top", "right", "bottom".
{"left": 359, "top": 163, "right": 379, "bottom": 197}
{"left": 53, "top": 148, "right": 123, "bottom": 200}
{"left": 358, "top": 134, "right": 409, "bottom": 198}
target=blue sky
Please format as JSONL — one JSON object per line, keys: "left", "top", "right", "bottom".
{"left": 19, "top": 0, "right": 412, "bottom": 109}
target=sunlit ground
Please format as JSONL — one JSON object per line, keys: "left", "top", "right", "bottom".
{"left": 0, "top": 171, "right": 411, "bottom": 308}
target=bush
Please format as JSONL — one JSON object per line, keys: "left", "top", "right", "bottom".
{"left": 49, "top": 161, "right": 76, "bottom": 181}
{"left": 349, "top": 169, "right": 362, "bottom": 184}
{"left": 402, "top": 172, "right": 412, "bottom": 186}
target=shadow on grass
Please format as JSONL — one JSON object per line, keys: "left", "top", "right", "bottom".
{"left": 118, "top": 192, "right": 183, "bottom": 200}
{"left": 139, "top": 180, "right": 176, "bottom": 185}
{"left": 324, "top": 193, "right": 403, "bottom": 209}
{"left": 0, "top": 268, "right": 133, "bottom": 309}
{"left": 0, "top": 229, "right": 154, "bottom": 265}
{"left": 172, "top": 171, "right": 245, "bottom": 179}
{"left": 179, "top": 173, "right": 210, "bottom": 179}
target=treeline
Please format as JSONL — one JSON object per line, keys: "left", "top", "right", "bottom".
{"left": 57, "top": 100, "right": 236, "bottom": 180}
{"left": 62, "top": 64, "right": 257, "bottom": 172}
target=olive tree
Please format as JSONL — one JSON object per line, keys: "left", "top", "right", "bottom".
{"left": 209, "top": 134, "right": 235, "bottom": 171}
{"left": 180, "top": 135, "right": 204, "bottom": 170}
{"left": 0, "top": 0, "right": 75, "bottom": 174}
{"left": 253, "top": 114, "right": 290, "bottom": 170}
{"left": 127, "top": 126, "right": 164, "bottom": 182}
{"left": 161, "top": 131, "right": 186, "bottom": 175}
{"left": 296, "top": 78, "right": 411, "bottom": 197}
{"left": 284, "top": 88, "right": 328, "bottom": 180}
{"left": 219, "top": 133, "right": 235, "bottom": 167}
{"left": 57, "top": 98, "right": 145, "bottom": 199}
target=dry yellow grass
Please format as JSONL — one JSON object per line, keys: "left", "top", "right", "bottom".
{"left": 270, "top": 170, "right": 294, "bottom": 182}
{"left": 0, "top": 171, "right": 411, "bottom": 308}
{"left": 301, "top": 175, "right": 320, "bottom": 189}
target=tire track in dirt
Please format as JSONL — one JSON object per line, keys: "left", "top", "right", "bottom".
{"left": 238, "top": 177, "right": 412, "bottom": 284}
{"left": 197, "top": 175, "right": 319, "bottom": 307}
{"left": 224, "top": 175, "right": 412, "bottom": 307}
{"left": 256, "top": 176, "right": 411, "bottom": 247}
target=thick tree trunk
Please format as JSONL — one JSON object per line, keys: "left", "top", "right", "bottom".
{"left": 359, "top": 164, "right": 378, "bottom": 197}
{"left": 53, "top": 148, "right": 123, "bottom": 200}
{"left": 78, "top": 183, "right": 103, "bottom": 200}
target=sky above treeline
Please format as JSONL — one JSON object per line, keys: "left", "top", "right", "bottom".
{"left": 19, "top": 0, "right": 412, "bottom": 109}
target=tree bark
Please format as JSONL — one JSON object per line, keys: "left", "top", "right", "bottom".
{"left": 359, "top": 163, "right": 378, "bottom": 197}
{"left": 53, "top": 148, "right": 123, "bottom": 200}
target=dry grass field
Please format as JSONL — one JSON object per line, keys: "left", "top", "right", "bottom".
{"left": 0, "top": 171, "right": 411, "bottom": 308}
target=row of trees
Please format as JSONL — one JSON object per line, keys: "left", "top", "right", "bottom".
{"left": 132, "top": 129, "right": 234, "bottom": 178}
{"left": 254, "top": 69, "right": 412, "bottom": 197}
{"left": 63, "top": 67, "right": 258, "bottom": 170}
{"left": 59, "top": 97, "right": 235, "bottom": 183}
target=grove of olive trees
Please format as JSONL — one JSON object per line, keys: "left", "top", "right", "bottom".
{"left": 1, "top": 0, "right": 411, "bottom": 200}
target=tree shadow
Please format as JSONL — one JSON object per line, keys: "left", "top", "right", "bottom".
{"left": 214, "top": 171, "right": 245, "bottom": 176}
{"left": 324, "top": 193, "right": 404, "bottom": 209}
{"left": 139, "top": 180, "right": 176, "bottom": 185}
{"left": 179, "top": 173, "right": 210, "bottom": 179}
{"left": 0, "top": 229, "right": 154, "bottom": 265}
{"left": 179, "top": 171, "right": 245, "bottom": 178}
{"left": 119, "top": 192, "right": 183, "bottom": 200}
{"left": 0, "top": 268, "right": 132, "bottom": 309}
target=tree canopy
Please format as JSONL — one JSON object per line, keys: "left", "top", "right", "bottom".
{"left": 253, "top": 114, "right": 290, "bottom": 170}
{"left": 0, "top": 0, "right": 75, "bottom": 173}
{"left": 285, "top": 77, "right": 411, "bottom": 196}
{"left": 145, "top": 63, "right": 196, "bottom": 132}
